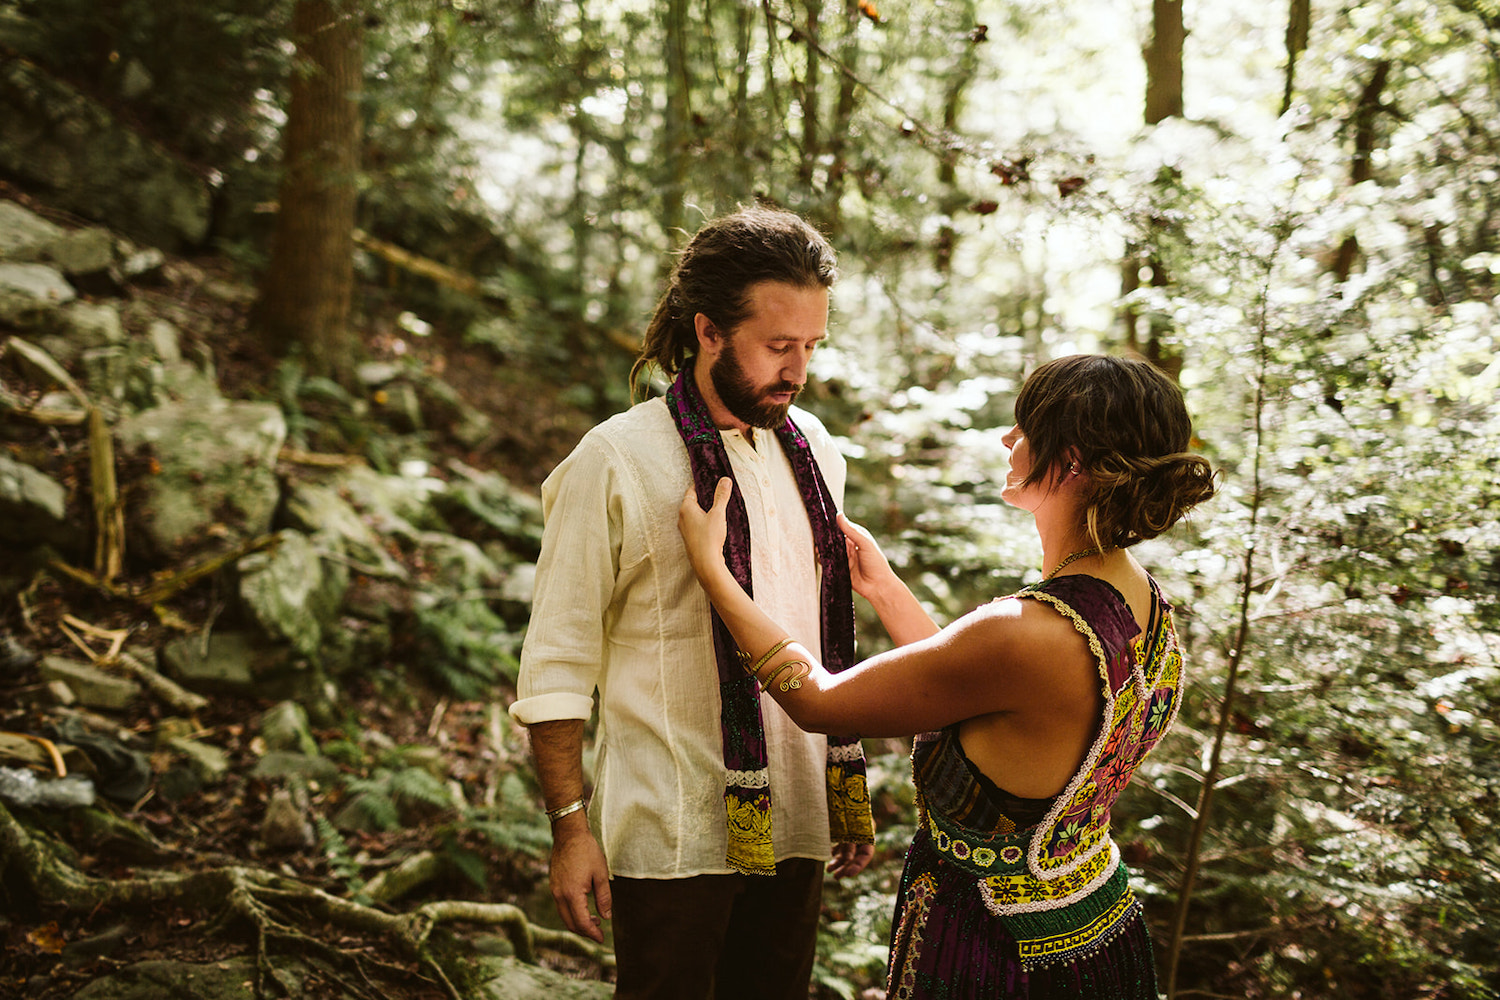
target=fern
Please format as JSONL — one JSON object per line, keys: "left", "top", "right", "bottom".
{"left": 338, "top": 771, "right": 402, "bottom": 832}
{"left": 412, "top": 596, "right": 517, "bottom": 699}
{"left": 440, "top": 834, "right": 490, "bottom": 892}
{"left": 390, "top": 766, "right": 454, "bottom": 811}
{"left": 315, "top": 814, "right": 368, "bottom": 900}
{"left": 462, "top": 772, "right": 553, "bottom": 858}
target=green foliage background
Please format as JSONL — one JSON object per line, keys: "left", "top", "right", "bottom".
{"left": 9, "top": 0, "right": 1500, "bottom": 995}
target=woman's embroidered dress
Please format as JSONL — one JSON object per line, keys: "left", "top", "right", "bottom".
{"left": 886, "top": 574, "right": 1183, "bottom": 999}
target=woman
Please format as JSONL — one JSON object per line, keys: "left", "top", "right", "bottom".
{"left": 678, "top": 354, "right": 1217, "bottom": 998}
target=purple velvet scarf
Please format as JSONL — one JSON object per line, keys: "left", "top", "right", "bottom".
{"left": 666, "top": 363, "right": 874, "bottom": 875}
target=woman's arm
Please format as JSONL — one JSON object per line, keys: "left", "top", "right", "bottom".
{"left": 837, "top": 514, "right": 940, "bottom": 646}
{"left": 679, "top": 478, "right": 1090, "bottom": 738}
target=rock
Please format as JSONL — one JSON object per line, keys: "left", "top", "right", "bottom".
{"left": 238, "top": 530, "right": 349, "bottom": 657}
{"left": 438, "top": 459, "right": 545, "bottom": 555}
{"left": 355, "top": 360, "right": 400, "bottom": 386}
{"left": 57, "top": 299, "right": 125, "bottom": 349}
{"left": 158, "top": 631, "right": 298, "bottom": 696}
{"left": 283, "top": 482, "right": 407, "bottom": 579}
{"left": 80, "top": 345, "right": 129, "bottom": 404}
{"left": 250, "top": 751, "right": 341, "bottom": 784}
{"left": 60, "top": 922, "right": 132, "bottom": 966}
{"left": 0, "top": 631, "right": 39, "bottom": 675}
{"left": 166, "top": 737, "right": 230, "bottom": 784}
{"left": 47, "top": 225, "right": 115, "bottom": 276}
{"left": 0, "top": 261, "right": 75, "bottom": 326}
{"left": 473, "top": 956, "right": 614, "bottom": 999}
{"left": 0, "top": 200, "right": 65, "bottom": 261}
{"left": 36, "top": 656, "right": 140, "bottom": 711}
{"left": 146, "top": 318, "right": 182, "bottom": 363}
{"left": 258, "top": 701, "right": 319, "bottom": 756}
{"left": 259, "top": 785, "right": 315, "bottom": 850}
{"left": 0, "top": 453, "right": 69, "bottom": 548}
{"left": 119, "top": 245, "right": 165, "bottom": 282}
{"left": 333, "top": 462, "right": 449, "bottom": 538}
{"left": 114, "top": 398, "right": 286, "bottom": 561}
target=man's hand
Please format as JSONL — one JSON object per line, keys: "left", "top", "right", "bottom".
{"left": 548, "top": 812, "right": 612, "bottom": 942}
{"left": 827, "top": 841, "right": 876, "bottom": 879}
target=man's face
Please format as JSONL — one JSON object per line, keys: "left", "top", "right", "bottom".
{"left": 700, "top": 281, "right": 829, "bottom": 431}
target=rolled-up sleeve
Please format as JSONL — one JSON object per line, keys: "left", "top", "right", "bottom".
{"left": 509, "top": 434, "right": 623, "bottom": 726}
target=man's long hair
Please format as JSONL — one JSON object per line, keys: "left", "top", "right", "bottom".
{"left": 630, "top": 206, "right": 837, "bottom": 398}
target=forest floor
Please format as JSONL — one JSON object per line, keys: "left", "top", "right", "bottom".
{"left": 0, "top": 219, "right": 612, "bottom": 997}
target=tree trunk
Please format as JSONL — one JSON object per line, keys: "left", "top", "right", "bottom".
{"left": 255, "top": 0, "right": 364, "bottom": 384}
{"left": 1144, "top": 0, "right": 1184, "bottom": 124}
{"left": 799, "top": 0, "right": 824, "bottom": 191}
{"left": 1281, "top": 0, "right": 1311, "bottom": 115}
{"left": 730, "top": 1, "right": 756, "bottom": 202}
{"left": 1331, "top": 60, "right": 1391, "bottom": 284}
{"left": 934, "top": 2, "right": 979, "bottom": 275}
{"left": 822, "top": 0, "right": 863, "bottom": 236}
{"left": 1122, "top": 0, "right": 1185, "bottom": 379}
{"left": 662, "top": 0, "right": 691, "bottom": 241}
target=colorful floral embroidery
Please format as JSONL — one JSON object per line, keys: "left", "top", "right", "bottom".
{"left": 889, "top": 875, "right": 937, "bottom": 1000}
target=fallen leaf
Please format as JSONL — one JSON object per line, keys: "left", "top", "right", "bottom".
{"left": 26, "top": 922, "right": 66, "bottom": 954}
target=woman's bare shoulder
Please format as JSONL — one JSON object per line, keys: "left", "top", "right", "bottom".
{"left": 942, "top": 593, "right": 1094, "bottom": 674}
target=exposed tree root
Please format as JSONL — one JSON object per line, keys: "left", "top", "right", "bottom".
{"left": 0, "top": 800, "right": 611, "bottom": 999}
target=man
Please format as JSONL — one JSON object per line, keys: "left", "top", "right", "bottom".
{"left": 509, "top": 205, "right": 875, "bottom": 999}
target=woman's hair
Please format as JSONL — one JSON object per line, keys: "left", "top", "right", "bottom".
{"left": 630, "top": 205, "right": 838, "bottom": 396}
{"left": 1013, "top": 354, "right": 1217, "bottom": 550}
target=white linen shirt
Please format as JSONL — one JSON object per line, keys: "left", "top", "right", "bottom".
{"left": 510, "top": 396, "right": 845, "bottom": 879}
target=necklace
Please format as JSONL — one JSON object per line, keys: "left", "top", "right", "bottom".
{"left": 1043, "top": 546, "right": 1108, "bottom": 582}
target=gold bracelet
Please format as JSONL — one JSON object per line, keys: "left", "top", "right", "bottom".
{"left": 739, "top": 637, "right": 793, "bottom": 677}
{"left": 546, "top": 798, "right": 586, "bottom": 823}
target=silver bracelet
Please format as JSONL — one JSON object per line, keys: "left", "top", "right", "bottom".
{"left": 546, "top": 798, "right": 586, "bottom": 823}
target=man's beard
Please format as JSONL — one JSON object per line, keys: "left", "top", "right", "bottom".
{"left": 709, "top": 340, "right": 801, "bottom": 429}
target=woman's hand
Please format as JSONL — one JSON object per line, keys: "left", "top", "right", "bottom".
{"left": 838, "top": 513, "right": 897, "bottom": 601}
{"left": 678, "top": 477, "right": 734, "bottom": 589}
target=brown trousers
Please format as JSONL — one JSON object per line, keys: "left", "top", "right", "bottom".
{"left": 609, "top": 857, "right": 824, "bottom": 1000}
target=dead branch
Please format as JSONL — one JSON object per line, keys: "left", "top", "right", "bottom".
{"left": 89, "top": 407, "right": 125, "bottom": 584}
{"left": 47, "top": 533, "right": 280, "bottom": 608}
{"left": 353, "top": 229, "right": 481, "bottom": 297}
{"left": 2, "top": 335, "right": 91, "bottom": 409}
{"left": 277, "top": 445, "right": 367, "bottom": 468}
{"left": 115, "top": 649, "right": 210, "bottom": 714}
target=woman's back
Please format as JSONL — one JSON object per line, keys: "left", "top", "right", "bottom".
{"left": 956, "top": 553, "right": 1157, "bottom": 800}
{"left": 888, "top": 572, "right": 1182, "bottom": 998}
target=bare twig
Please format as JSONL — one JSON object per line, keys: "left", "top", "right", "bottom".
{"left": 1163, "top": 225, "right": 1288, "bottom": 996}
{"left": 89, "top": 407, "right": 125, "bottom": 584}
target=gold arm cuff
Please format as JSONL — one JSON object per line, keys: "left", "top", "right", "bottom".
{"left": 739, "top": 637, "right": 793, "bottom": 677}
